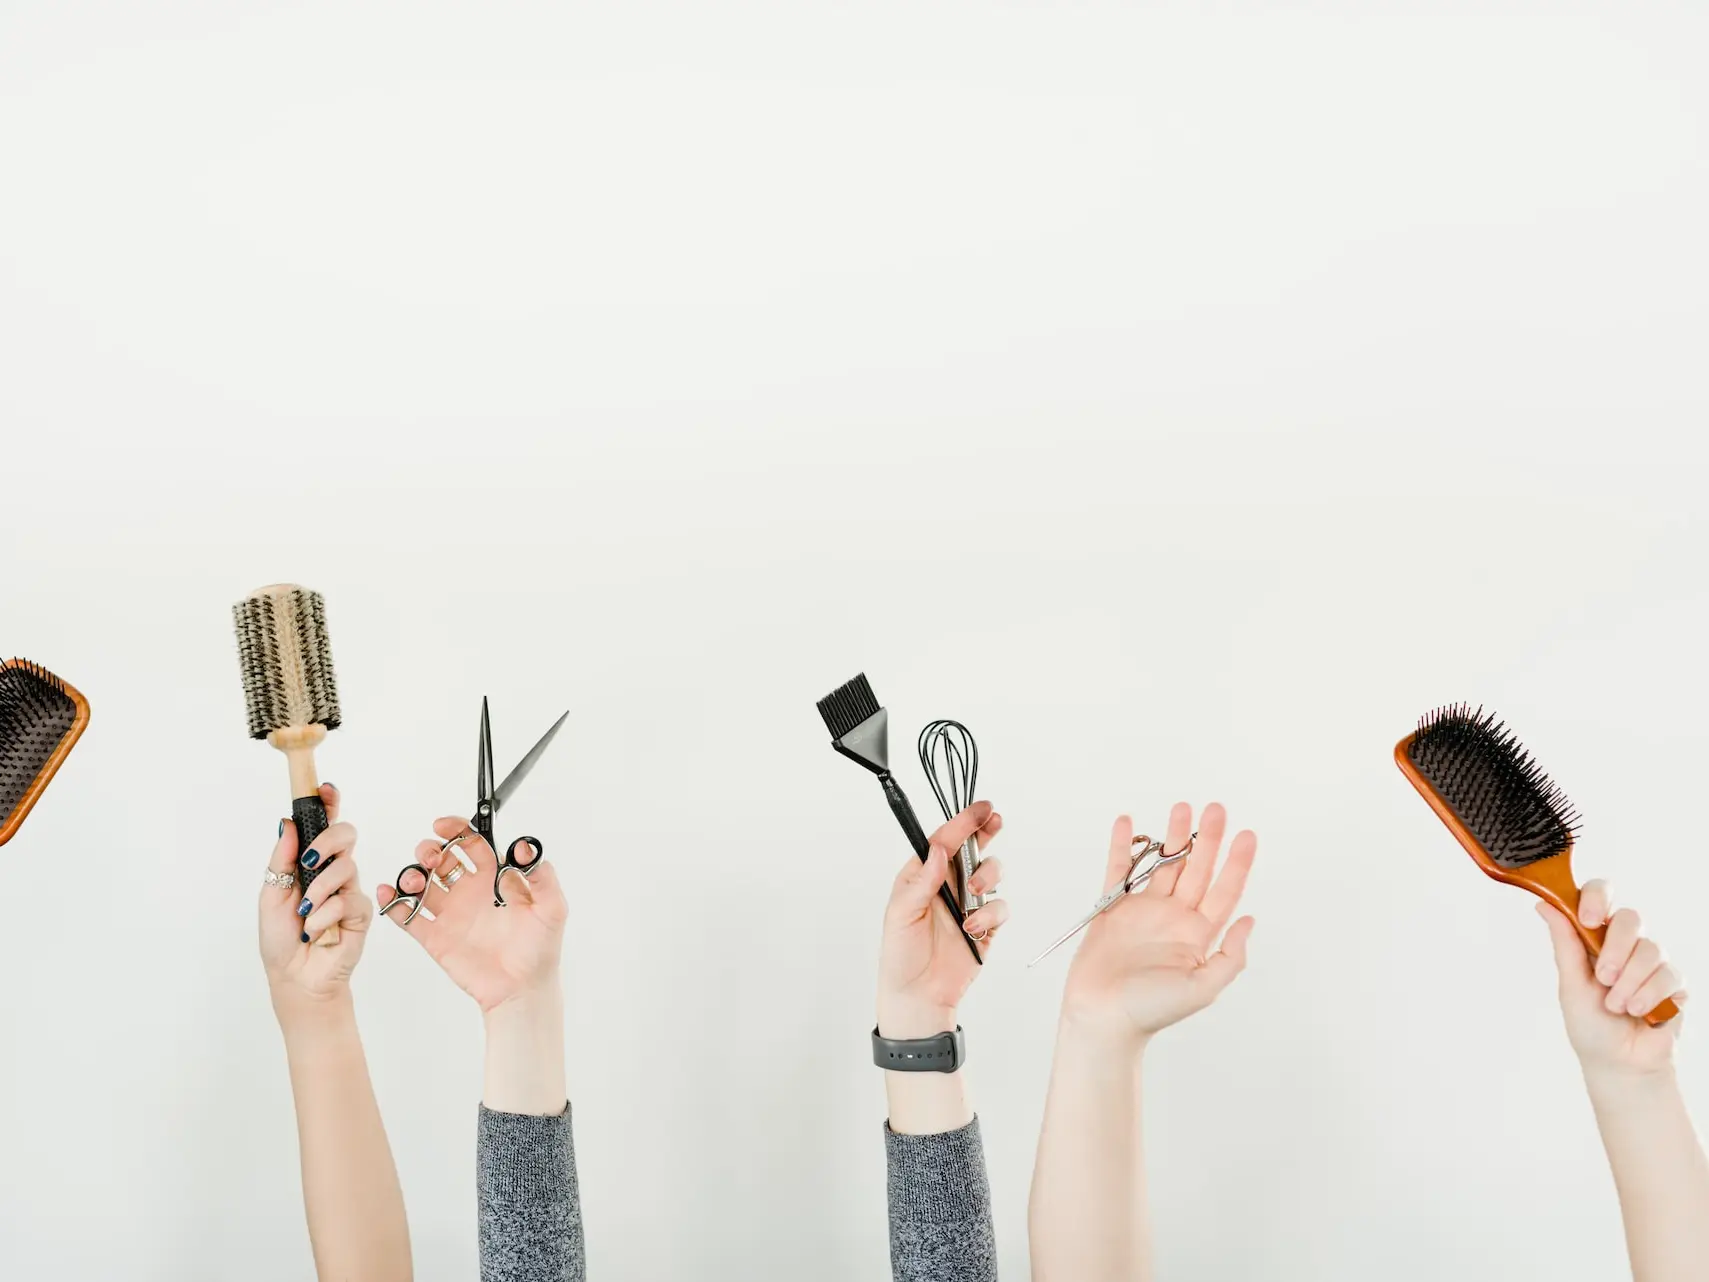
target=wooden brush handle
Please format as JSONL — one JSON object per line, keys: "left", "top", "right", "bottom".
{"left": 1530, "top": 860, "right": 1678, "bottom": 1027}
{"left": 271, "top": 726, "right": 339, "bottom": 948}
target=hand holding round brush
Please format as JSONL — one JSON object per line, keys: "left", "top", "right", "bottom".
{"left": 259, "top": 784, "right": 375, "bottom": 1009}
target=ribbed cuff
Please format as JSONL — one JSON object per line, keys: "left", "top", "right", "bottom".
{"left": 884, "top": 1115, "right": 991, "bottom": 1225}
{"left": 477, "top": 1101, "right": 574, "bottom": 1203}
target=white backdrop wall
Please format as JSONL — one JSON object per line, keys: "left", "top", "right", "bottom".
{"left": 2, "top": 3, "right": 1707, "bottom": 1279}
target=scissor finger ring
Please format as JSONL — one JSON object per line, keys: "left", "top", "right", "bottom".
{"left": 380, "top": 864, "right": 438, "bottom": 926}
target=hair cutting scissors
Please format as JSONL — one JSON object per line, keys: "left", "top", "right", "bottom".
{"left": 1027, "top": 830, "right": 1197, "bottom": 966}
{"left": 381, "top": 697, "right": 569, "bottom": 924}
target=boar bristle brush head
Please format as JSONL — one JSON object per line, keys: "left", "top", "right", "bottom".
{"left": 233, "top": 585, "right": 342, "bottom": 741}
{"left": 0, "top": 658, "right": 91, "bottom": 846}
{"left": 232, "top": 583, "right": 342, "bottom": 945}
{"left": 1395, "top": 703, "right": 1677, "bottom": 1026}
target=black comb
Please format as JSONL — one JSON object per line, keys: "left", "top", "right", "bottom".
{"left": 816, "top": 672, "right": 981, "bottom": 964}
{"left": 1, "top": 658, "right": 90, "bottom": 846}
{"left": 1403, "top": 704, "right": 1581, "bottom": 868}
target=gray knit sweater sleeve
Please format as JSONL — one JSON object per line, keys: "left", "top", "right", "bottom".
{"left": 477, "top": 1103, "right": 585, "bottom": 1282}
{"left": 885, "top": 1116, "right": 998, "bottom": 1282}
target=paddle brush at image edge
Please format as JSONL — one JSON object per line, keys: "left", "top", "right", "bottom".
{"left": 1395, "top": 703, "right": 1678, "bottom": 1026}
{"left": 233, "top": 584, "right": 343, "bottom": 946}
{"left": 0, "top": 658, "right": 91, "bottom": 846}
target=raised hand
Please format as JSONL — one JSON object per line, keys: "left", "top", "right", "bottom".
{"left": 1539, "top": 881, "right": 1688, "bottom": 1080}
{"left": 376, "top": 816, "right": 568, "bottom": 1013}
{"left": 258, "top": 783, "right": 375, "bottom": 1011}
{"left": 1060, "top": 801, "right": 1257, "bottom": 1047}
{"left": 876, "top": 801, "right": 1008, "bottom": 1039}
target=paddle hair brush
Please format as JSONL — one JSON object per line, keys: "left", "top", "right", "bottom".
{"left": 1396, "top": 703, "right": 1677, "bottom": 1026}
{"left": 816, "top": 673, "right": 981, "bottom": 965}
{"left": 234, "top": 584, "right": 343, "bottom": 946}
{"left": 1, "top": 658, "right": 91, "bottom": 846}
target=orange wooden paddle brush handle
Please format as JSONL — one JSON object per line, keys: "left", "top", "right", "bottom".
{"left": 1531, "top": 862, "right": 1680, "bottom": 1027}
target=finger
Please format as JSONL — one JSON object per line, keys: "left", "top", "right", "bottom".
{"left": 376, "top": 865, "right": 440, "bottom": 935}
{"left": 1537, "top": 902, "right": 1599, "bottom": 997}
{"left": 926, "top": 802, "right": 995, "bottom": 861}
{"left": 1103, "top": 815, "right": 1135, "bottom": 891}
{"left": 303, "top": 883, "right": 364, "bottom": 940}
{"left": 1606, "top": 939, "right": 1664, "bottom": 1015}
{"left": 1191, "top": 915, "right": 1255, "bottom": 999}
{"left": 1624, "top": 962, "right": 1684, "bottom": 1020}
{"left": 962, "top": 897, "right": 1010, "bottom": 940}
{"left": 1142, "top": 802, "right": 1196, "bottom": 897}
{"left": 1595, "top": 907, "right": 1643, "bottom": 986}
{"left": 1578, "top": 880, "right": 1613, "bottom": 930}
{"left": 968, "top": 857, "right": 1003, "bottom": 898}
{"left": 293, "top": 854, "right": 356, "bottom": 925}
{"left": 433, "top": 815, "right": 497, "bottom": 871}
{"left": 1199, "top": 830, "right": 1258, "bottom": 932}
{"left": 299, "top": 821, "right": 357, "bottom": 874}
{"left": 519, "top": 856, "right": 569, "bottom": 923}
{"left": 266, "top": 817, "right": 299, "bottom": 879}
{"left": 320, "top": 782, "right": 340, "bottom": 826}
{"left": 890, "top": 846, "right": 952, "bottom": 922}
{"left": 973, "top": 810, "right": 1003, "bottom": 852}
{"left": 1172, "top": 802, "right": 1228, "bottom": 910}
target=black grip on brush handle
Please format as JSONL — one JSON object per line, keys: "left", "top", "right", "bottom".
{"left": 292, "top": 793, "right": 332, "bottom": 893}
{"left": 879, "top": 774, "right": 983, "bottom": 965}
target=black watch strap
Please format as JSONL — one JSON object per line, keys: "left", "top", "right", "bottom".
{"left": 871, "top": 1025, "right": 966, "bottom": 1073}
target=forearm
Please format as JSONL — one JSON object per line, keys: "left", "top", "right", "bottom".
{"left": 1028, "top": 1018, "right": 1150, "bottom": 1282}
{"left": 478, "top": 977, "right": 584, "bottom": 1282}
{"left": 277, "top": 994, "right": 412, "bottom": 1282}
{"left": 1586, "top": 1067, "right": 1709, "bottom": 1282}
{"left": 483, "top": 979, "right": 567, "bottom": 1115}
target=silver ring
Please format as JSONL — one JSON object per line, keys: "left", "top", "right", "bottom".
{"left": 263, "top": 869, "right": 296, "bottom": 889}
{"left": 430, "top": 862, "right": 466, "bottom": 892}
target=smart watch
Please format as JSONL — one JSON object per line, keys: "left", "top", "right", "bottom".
{"left": 871, "top": 1025, "right": 966, "bottom": 1073}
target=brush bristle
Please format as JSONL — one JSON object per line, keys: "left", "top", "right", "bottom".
{"left": 816, "top": 672, "right": 882, "bottom": 739}
{"left": 1, "top": 659, "right": 80, "bottom": 822}
{"left": 233, "top": 586, "right": 342, "bottom": 739}
{"left": 1405, "top": 704, "right": 1581, "bottom": 867}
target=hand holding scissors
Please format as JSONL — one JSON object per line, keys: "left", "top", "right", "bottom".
{"left": 1029, "top": 831, "right": 1198, "bottom": 966}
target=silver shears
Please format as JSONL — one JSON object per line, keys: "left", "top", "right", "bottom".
{"left": 1028, "top": 831, "right": 1196, "bottom": 966}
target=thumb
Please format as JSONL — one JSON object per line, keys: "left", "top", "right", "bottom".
{"left": 1537, "top": 902, "right": 1598, "bottom": 996}
{"left": 1191, "top": 916, "right": 1255, "bottom": 1001}
{"left": 261, "top": 817, "right": 303, "bottom": 914}
{"left": 892, "top": 846, "right": 951, "bottom": 919}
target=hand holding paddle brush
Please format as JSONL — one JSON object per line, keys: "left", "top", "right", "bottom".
{"left": 1395, "top": 704, "right": 1679, "bottom": 1026}
{"left": 234, "top": 584, "right": 343, "bottom": 946}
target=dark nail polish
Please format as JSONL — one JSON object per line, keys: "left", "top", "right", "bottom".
{"left": 301, "top": 849, "right": 321, "bottom": 869}
{"left": 300, "top": 931, "right": 310, "bottom": 944}
{"left": 298, "top": 900, "right": 313, "bottom": 918}
{"left": 322, "top": 782, "right": 335, "bottom": 793}
{"left": 278, "top": 820, "right": 285, "bottom": 838}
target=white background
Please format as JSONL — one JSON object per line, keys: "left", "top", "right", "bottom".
{"left": 2, "top": 2, "right": 1707, "bottom": 1279}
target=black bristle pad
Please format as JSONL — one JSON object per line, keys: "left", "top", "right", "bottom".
{"left": 816, "top": 672, "right": 882, "bottom": 738}
{"left": 233, "top": 588, "right": 341, "bottom": 738}
{"left": 0, "top": 661, "right": 79, "bottom": 821}
{"left": 1406, "top": 704, "right": 1582, "bottom": 867}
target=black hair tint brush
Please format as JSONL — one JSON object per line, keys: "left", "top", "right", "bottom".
{"left": 817, "top": 673, "right": 981, "bottom": 964}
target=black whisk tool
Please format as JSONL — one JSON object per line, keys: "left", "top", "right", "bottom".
{"left": 918, "top": 719, "right": 984, "bottom": 915}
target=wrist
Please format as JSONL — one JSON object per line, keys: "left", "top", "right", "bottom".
{"left": 482, "top": 974, "right": 564, "bottom": 1024}
{"left": 271, "top": 984, "right": 356, "bottom": 1033}
{"left": 875, "top": 997, "right": 957, "bottom": 1041}
{"left": 1583, "top": 1061, "right": 1680, "bottom": 1107}
{"left": 1057, "top": 1006, "right": 1153, "bottom": 1062}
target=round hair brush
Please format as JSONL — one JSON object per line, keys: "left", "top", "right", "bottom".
{"left": 1396, "top": 703, "right": 1678, "bottom": 1026}
{"left": 233, "top": 584, "right": 343, "bottom": 946}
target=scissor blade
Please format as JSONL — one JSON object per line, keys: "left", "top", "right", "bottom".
{"left": 493, "top": 709, "right": 569, "bottom": 810}
{"left": 479, "top": 697, "right": 495, "bottom": 802}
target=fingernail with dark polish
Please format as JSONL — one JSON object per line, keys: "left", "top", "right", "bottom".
{"left": 278, "top": 820, "right": 285, "bottom": 838}
{"left": 300, "top": 931, "right": 310, "bottom": 944}
{"left": 298, "top": 900, "right": 313, "bottom": 918}
{"left": 302, "top": 849, "right": 321, "bottom": 869}
{"left": 322, "top": 782, "right": 335, "bottom": 793}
